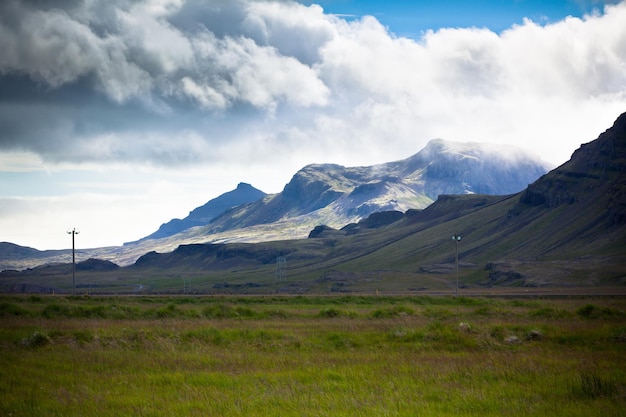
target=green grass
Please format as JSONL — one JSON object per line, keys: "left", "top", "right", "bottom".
{"left": 0, "top": 295, "right": 624, "bottom": 416}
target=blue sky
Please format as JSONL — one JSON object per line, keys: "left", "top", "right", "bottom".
{"left": 305, "top": 0, "right": 618, "bottom": 35}
{"left": 0, "top": 0, "right": 625, "bottom": 250}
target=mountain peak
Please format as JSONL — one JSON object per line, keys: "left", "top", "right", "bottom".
{"left": 236, "top": 182, "right": 255, "bottom": 190}
{"left": 419, "top": 138, "right": 548, "bottom": 165}
{"left": 402, "top": 138, "right": 551, "bottom": 196}
{"left": 128, "top": 183, "right": 267, "bottom": 243}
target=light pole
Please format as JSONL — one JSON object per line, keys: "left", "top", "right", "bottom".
{"left": 67, "top": 228, "right": 79, "bottom": 294}
{"left": 452, "top": 233, "right": 461, "bottom": 296}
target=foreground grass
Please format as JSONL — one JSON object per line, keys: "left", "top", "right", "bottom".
{"left": 0, "top": 295, "right": 625, "bottom": 416}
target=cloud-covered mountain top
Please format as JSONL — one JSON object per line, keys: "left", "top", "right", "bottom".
{"left": 282, "top": 138, "right": 553, "bottom": 202}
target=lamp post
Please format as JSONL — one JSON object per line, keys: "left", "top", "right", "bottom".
{"left": 452, "top": 234, "right": 461, "bottom": 296}
{"left": 67, "top": 228, "right": 79, "bottom": 294}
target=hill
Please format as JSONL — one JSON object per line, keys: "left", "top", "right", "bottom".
{"left": 0, "top": 242, "right": 69, "bottom": 272}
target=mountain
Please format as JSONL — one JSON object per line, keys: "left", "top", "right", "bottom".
{"left": 174, "top": 139, "right": 550, "bottom": 240}
{"left": 124, "top": 111, "right": 626, "bottom": 290}
{"left": 130, "top": 182, "right": 266, "bottom": 243}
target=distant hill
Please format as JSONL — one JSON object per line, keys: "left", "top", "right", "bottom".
{"left": 0, "top": 242, "right": 69, "bottom": 271}
{"left": 129, "top": 182, "right": 266, "bottom": 243}
{"left": 0, "top": 242, "right": 41, "bottom": 259}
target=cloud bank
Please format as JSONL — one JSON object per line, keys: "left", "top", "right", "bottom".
{"left": 1, "top": 0, "right": 625, "bottom": 170}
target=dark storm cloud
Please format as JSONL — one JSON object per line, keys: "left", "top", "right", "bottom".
{"left": 0, "top": 72, "right": 267, "bottom": 165}
{"left": 0, "top": 0, "right": 331, "bottom": 164}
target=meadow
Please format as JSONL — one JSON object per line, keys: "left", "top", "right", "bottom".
{"left": 0, "top": 294, "right": 624, "bottom": 416}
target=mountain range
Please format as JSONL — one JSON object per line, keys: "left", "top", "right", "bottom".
{"left": 0, "top": 138, "right": 550, "bottom": 271}
{"left": 198, "top": 139, "right": 548, "bottom": 232}
{"left": 125, "top": 111, "right": 626, "bottom": 291}
{"left": 125, "top": 139, "right": 550, "bottom": 249}
{"left": 2, "top": 111, "right": 625, "bottom": 294}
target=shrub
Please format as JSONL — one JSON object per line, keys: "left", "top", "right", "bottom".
{"left": 316, "top": 308, "right": 344, "bottom": 318}
{"left": 326, "top": 332, "right": 356, "bottom": 349}
{"left": 22, "top": 330, "right": 50, "bottom": 348}
{"left": 422, "top": 307, "right": 453, "bottom": 319}
{"left": 182, "top": 328, "right": 224, "bottom": 345}
{"left": 261, "top": 309, "right": 291, "bottom": 319}
{"left": 41, "top": 303, "right": 71, "bottom": 318}
{"left": 576, "top": 304, "right": 624, "bottom": 319}
{"left": 155, "top": 303, "right": 179, "bottom": 318}
{"left": 0, "top": 302, "right": 30, "bottom": 317}
{"left": 388, "top": 327, "right": 425, "bottom": 343}
{"left": 202, "top": 303, "right": 236, "bottom": 319}
{"left": 529, "top": 307, "right": 571, "bottom": 319}
{"left": 572, "top": 372, "right": 617, "bottom": 399}
{"left": 73, "top": 329, "right": 95, "bottom": 345}
{"left": 235, "top": 307, "right": 257, "bottom": 318}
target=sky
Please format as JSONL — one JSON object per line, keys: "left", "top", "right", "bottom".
{"left": 1, "top": 0, "right": 625, "bottom": 250}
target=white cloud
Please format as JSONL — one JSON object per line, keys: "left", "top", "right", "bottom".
{"left": 243, "top": 1, "right": 335, "bottom": 65}
{"left": 181, "top": 76, "right": 229, "bottom": 109}
{"left": 2, "top": 0, "right": 624, "bottom": 167}
{"left": 306, "top": 2, "right": 626, "bottom": 164}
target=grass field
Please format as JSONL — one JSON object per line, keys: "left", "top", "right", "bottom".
{"left": 1, "top": 294, "right": 625, "bottom": 416}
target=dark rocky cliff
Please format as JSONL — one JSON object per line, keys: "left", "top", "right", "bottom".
{"left": 519, "top": 112, "right": 626, "bottom": 220}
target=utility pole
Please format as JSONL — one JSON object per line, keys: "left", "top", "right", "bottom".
{"left": 452, "top": 233, "right": 461, "bottom": 297}
{"left": 67, "top": 228, "right": 79, "bottom": 294}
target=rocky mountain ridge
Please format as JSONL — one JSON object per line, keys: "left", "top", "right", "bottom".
{"left": 173, "top": 139, "right": 550, "bottom": 239}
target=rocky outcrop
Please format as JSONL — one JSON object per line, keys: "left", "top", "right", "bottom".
{"left": 76, "top": 258, "right": 119, "bottom": 272}
{"left": 308, "top": 225, "right": 344, "bottom": 238}
{"left": 282, "top": 166, "right": 346, "bottom": 212}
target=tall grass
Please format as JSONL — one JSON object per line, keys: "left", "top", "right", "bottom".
{"left": 0, "top": 295, "right": 624, "bottom": 416}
